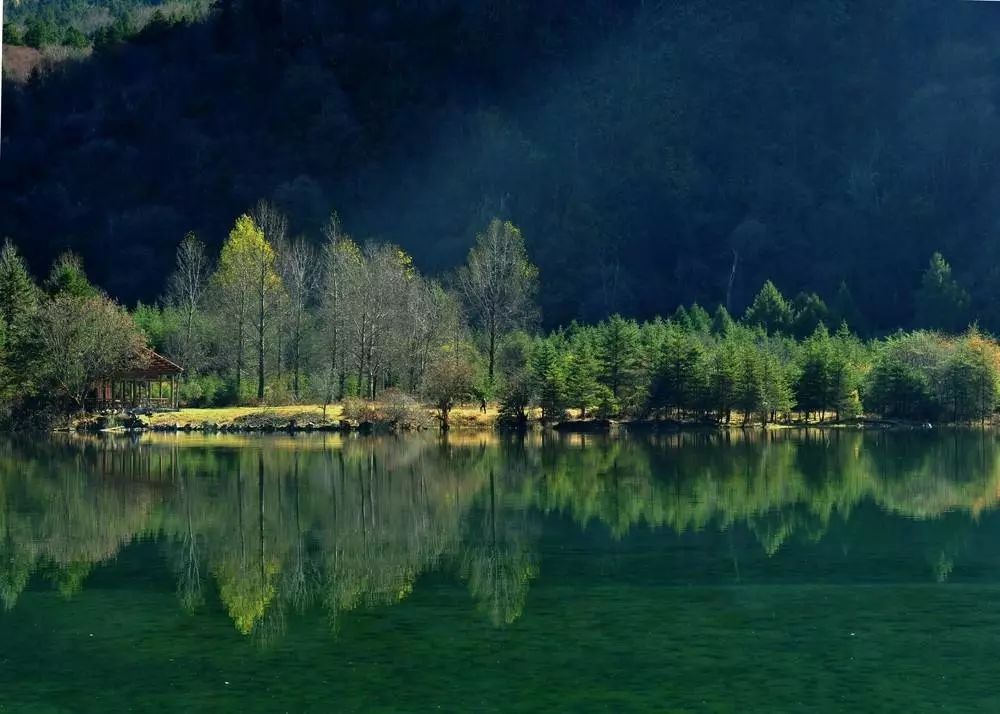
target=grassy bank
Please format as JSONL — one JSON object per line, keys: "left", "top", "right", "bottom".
{"left": 143, "top": 403, "right": 501, "bottom": 430}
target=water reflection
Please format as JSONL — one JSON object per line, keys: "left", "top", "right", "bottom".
{"left": 1, "top": 429, "right": 999, "bottom": 638}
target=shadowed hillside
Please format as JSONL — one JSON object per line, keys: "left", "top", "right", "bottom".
{"left": 3, "top": 0, "right": 1000, "bottom": 328}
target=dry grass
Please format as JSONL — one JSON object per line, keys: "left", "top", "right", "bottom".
{"left": 148, "top": 404, "right": 341, "bottom": 426}
{"left": 147, "top": 401, "right": 502, "bottom": 429}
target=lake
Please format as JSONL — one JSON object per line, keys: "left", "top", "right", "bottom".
{"left": 2, "top": 429, "right": 1000, "bottom": 712}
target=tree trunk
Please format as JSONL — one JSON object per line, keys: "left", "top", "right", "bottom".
{"left": 257, "top": 305, "right": 266, "bottom": 403}
{"left": 488, "top": 322, "right": 496, "bottom": 386}
{"left": 235, "top": 315, "right": 244, "bottom": 402}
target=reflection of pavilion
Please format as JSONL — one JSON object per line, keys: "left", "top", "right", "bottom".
{"left": 90, "top": 347, "right": 183, "bottom": 411}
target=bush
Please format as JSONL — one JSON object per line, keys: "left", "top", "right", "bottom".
{"left": 179, "top": 373, "right": 227, "bottom": 407}
{"left": 381, "top": 388, "right": 427, "bottom": 428}
{"left": 342, "top": 396, "right": 378, "bottom": 423}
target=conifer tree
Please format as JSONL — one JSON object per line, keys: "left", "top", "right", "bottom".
{"left": 795, "top": 325, "right": 833, "bottom": 421}
{"left": 711, "top": 305, "right": 736, "bottom": 336}
{"left": 687, "top": 303, "right": 713, "bottom": 334}
{"left": 744, "top": 280, "right": 792, "bottom": 334}
{"left": 648, "top": 325, "right": 705, "bottom": 417}
{"left": 597, "top": 314, "right": 642, "bottom": 410}
{"left": 707, "top": 341, "right": 740, "bottom": 423}
{"left": 563, "top": 335, "right": 602, "bottom": 418}
{"left": 0, "top": 241, "right": 38, "bottom": 350}
{"left": 914, "top": 252, "right": 969, "bottom": 332}
{"left": 531, "top": 339, "right": 566, "bottom": 422}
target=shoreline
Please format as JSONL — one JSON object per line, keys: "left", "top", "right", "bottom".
{"left": 62, "top": 405, "right": 978, "bottom": 436}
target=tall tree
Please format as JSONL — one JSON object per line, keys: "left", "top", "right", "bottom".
{"left": 648, "top": 325, "right": 705, "bottom": 417}
{"left": 744, "top": 281, "right": 792, "bottom": 335}
{"left": 316, "top": 214, "right": 356, "bottom": 407}
{"left": 166, "top": 233, "right": 210, "bottom": 375}
{"left": 457, "top": 219, "right": 539, "bottom": 385}
{"left": 45, "top": 253, "right": 95, "bottom": 299}
{"left": 531, "top": 338, "right": 566, "bottom": 422}
{"left": 213, "top": 215, "right": 281, "bottom": 402}
{"left": 563, "top": 333, "right": 603, "bottom": 418}
{"left": 597, "top": 314, "right": 642, "bottom": 410}
{"left": 277, "top": 238, "right": 316, "bottom": 401}
{"left": 0, "top": 240, "right": 38, "bottom": 350}
{"left": 914, "top": 252, "right": 969, "bottom": 332}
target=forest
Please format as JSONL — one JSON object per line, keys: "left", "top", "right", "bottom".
{"left": 4, "top": 0, "right": 1000, "bottom": 330}
{"left": 0, "top": 207, "right": 997, "bottom": 428}
{"left": 3, "top": 0, "right": 209, "bottom": 49}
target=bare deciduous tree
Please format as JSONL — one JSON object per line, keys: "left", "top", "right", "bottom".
{"left": 166, "top": 232, "right": 210, "bottom": 375}
{"left": 278, "top": 237, "right": 317, "bottom": 401}
{"left": 457, "top": 219, "right": 538, "bottom": 385}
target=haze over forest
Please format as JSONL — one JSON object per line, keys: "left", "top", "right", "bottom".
{"left": 3, "top": 0, "right": 1000, "bottom": 330}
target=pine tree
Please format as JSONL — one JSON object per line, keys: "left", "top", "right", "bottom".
{"left": 687, "top": 303, "right": 713, "bottom": 334}
{"left": 828, "top": 323, "right": 863, "bottom": 420}
{"left": 564, "top": 336, "right": 602, "bottom": 418}
{"left": 914, "top": 252, "right": 970, "bottom": 332}
{"left": 0, "top": 241, "right": 39, "bottom": 350}
{"left": 597, "top": 314, "right": 642, "bottom": 410}
{"left": 790, "top": 292, "right": 829, "bottom": 339}
{"left": 831, "top": 281, "right": 863, "bottom": 333}
{"left": 707, "top": 341, "right": 740, "bottom": 423}
{"left": 744, "top": 280, "right": 792, "bottom": 334}
{"left": 760, "top": 346, "right": 794, "bottom": 424}
{"left": 45, "top": 252, "right": 95, "bottom": 299}
{"left": 795, "top": 325, "right": 833, "bottom": 421}
{"left": 711, "top": 305, "right": 736, "bottom": 336}
{"left": 532, "top": 339, "right": 566, "bottom": 421}
{"left": 734, "top": 338, "right": 765, "bottom": 425}
{"left": 648, "top": 325, "right": 705, "bottom": 417}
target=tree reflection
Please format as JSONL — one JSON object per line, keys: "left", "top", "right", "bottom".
{"left": 1, "top": 430, "right": 1000, "bottom": 634}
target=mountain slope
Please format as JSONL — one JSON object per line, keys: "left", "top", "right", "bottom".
{"left": 3, "top": 0, "right": 1000, "bottom": 329}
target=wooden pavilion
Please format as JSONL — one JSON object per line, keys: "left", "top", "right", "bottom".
{"left": 91, "top": 348, "right": 184, "bottom": 412}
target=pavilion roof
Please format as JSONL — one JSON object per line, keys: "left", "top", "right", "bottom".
{"left": 114, "top": 347, "right": 184, "bottom": 380}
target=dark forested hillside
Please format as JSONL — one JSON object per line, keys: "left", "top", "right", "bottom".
{"left": 3, "top": 0, "right": 1000, "bottom": 329}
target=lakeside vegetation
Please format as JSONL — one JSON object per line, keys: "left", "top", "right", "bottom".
{"left": 0, "top": 205, "right": 998, "bottom": 429}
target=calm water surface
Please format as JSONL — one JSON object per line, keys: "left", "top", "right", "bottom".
{"left": 2, "top": 430, "right": 1000, "bottom": 712}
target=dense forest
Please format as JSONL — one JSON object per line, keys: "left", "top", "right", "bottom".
{"left": 4, "top": 0, "right": 1000, "bottom": 329}
{"left": 4, "top": 0, "right": 209, "bottom": 48}
{"left": 0, "top": 209, "right": 997, "bottom": 428}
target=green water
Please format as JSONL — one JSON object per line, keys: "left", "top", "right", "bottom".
{"left": 2, "top": 429, "right": 1000, "bottom": 712}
